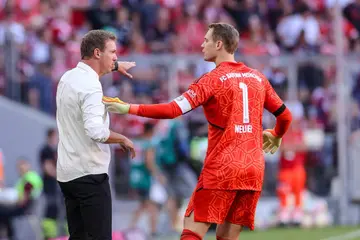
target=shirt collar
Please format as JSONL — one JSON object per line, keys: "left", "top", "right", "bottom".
{"left": 77, "top": 62, "right": 99, "bottom": 79}
{"left": 218, "top": 61, "right": 245, "bottom": 68}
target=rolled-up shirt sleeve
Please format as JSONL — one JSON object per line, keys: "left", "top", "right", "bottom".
{"left": 80, "top": 86, "right": 110, "bottom": 143}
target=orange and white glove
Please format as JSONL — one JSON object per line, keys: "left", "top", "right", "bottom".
{"left": 102, "top": 96, "right": 130, "bottom": 114}
{"left": 262, "top": 129, "right": 282, "bottom": 154}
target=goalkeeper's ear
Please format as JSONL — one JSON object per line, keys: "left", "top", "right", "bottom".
{"left": 216, "top": 40, "right": 223, "bottom": 50}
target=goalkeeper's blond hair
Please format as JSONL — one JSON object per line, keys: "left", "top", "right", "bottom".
{"left": 208, "top": 23, "right": 239, "bottom": 54}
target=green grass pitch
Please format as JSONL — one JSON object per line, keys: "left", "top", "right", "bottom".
{"left": 202, "top": 227, "right": 360, "bottom": 240}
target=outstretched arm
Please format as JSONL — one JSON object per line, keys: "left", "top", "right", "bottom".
{"left": 103, "top": 74, "right": 215, "bottom": 119}
{"left": 129, "top": 101, "right": 183, "bottom": 119}
{"left": 102, "top": 96, "right": 188, "bottom": 119}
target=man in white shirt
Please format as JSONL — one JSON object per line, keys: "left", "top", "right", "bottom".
{"left": 56, "top": 29, "right": 135, "bottom": 240}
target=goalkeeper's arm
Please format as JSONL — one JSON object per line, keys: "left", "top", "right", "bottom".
{"left": 271, "top": 104, "right": 292, "bottom": 137}
{"left": 102, "top": 95, "right": 188, "bottom": 119}
{"left": 263, "top": 104, "right": 292, "bottom": 154}
{"left": 128, "top": 101, "right": 183, "bottom": 119}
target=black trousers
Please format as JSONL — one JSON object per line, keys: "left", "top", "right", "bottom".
{"left": 58, "top": 173, "right": 112, "bottom": 240}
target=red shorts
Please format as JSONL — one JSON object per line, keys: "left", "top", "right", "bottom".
{"left": 185, "top": 182, "right": 261, "bottom": 230}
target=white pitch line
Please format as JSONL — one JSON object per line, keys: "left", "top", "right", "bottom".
{"left": 320, "top": 229, "right": 360, "bottom": 240}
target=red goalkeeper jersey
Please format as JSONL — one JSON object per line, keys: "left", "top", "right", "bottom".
{"left": 131, "top": 61, "right": 290, "bottom": 191}
{"left": 176, "top": 62, "right": 284, "bottom": 191}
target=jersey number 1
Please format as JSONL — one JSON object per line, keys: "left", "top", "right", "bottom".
{"left": 239, "top": 82, "right": 250, "bottom": 124}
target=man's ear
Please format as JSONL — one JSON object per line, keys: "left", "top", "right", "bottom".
{"left": 216, "top": 41, "right": 223, "bottom": 50}
{"left": 94, "top": 48, "right": 101, "bottom": 59}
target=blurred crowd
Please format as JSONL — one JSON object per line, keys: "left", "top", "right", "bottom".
{"left": 0, "top": 0, "right": 359, "bottom": 188}
{"left": 0, "top": 0, "right": 360, "bottom": 233}
{"left": 1, "top": 0, "right": 360, "bottom": 111}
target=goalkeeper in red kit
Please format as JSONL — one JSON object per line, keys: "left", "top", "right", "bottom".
{"left": 103, "top": 23, "right": 292, "bottom": 240}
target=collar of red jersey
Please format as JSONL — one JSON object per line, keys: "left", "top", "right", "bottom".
{"left": 217, "top": 61, "right": 244, "bottom": 68}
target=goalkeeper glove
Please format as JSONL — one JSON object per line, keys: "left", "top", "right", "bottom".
{"left": 102, "top": 96, "right": 130, "bottom": 114}
{"left": 262, "top": 129, "right": 282, "bottom": 154}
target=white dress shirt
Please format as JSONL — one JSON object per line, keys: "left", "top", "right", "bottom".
{"left": 56, "top": 62, "right": 111, "bottom": 182}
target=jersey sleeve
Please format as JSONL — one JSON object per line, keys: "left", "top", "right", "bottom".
{"left": 133, "top": 74, "right": 215, "bottom": 118}
{"left": 263, "top": 77, "right": 292, "bottom": 137}
{"left": 174, "top": 74, "right": 215, "bottom": 114}
{"left": 134, "top": 101, "right": 183, "bottom": 119}
{"left": 264, "top": 78, "right": 284, "bottom": 116}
